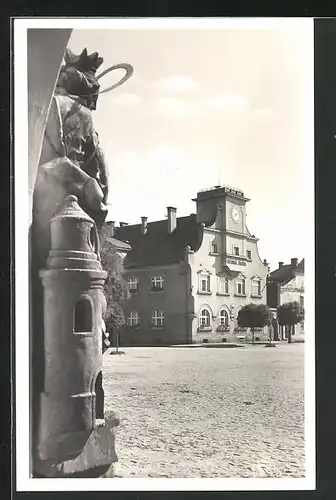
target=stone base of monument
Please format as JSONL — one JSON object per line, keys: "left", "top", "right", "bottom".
{"left": 33, "top": 412, "right": 119, "bottom": 478}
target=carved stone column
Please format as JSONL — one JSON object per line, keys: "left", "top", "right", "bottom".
{"left": 33, "top": 195, "right": 119, "bottom": 477}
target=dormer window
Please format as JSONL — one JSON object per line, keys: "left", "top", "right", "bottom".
{"left": 246, "top": 250, "right": 252, "bottom": 260}
{"left": 233, "top": 246, "right": 239, "bottom": 256}
{"left": 151, "top": 276, "right": 164, "bottom": 291}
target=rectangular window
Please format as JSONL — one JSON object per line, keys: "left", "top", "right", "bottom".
{"left": 152, "top": 310, "right": 164, "bottom": 327}
{"left": 127, "top": 311, "right": 139, "bottom": 326}
{"left": 252, "top": 278, "right": 261, "bottom": 296}
{"left": 234, "top": 246, "right": 239, "bottom": 256}
{"left": 236, "top": 278, "right": 246, "bottom": 295}
{"left": 211, "top": 243, "right": 218, "bottom": 254}
{"left": 128, "top": 277, "right": 139, "bottom": 292}
{"left": 200, "top": 274, "right": 211, "bottom": 293}
{"left": 247, "top": 250, "right": 251, "bottom": 260}
{"left": 151, "top": 276, "right": 164, "bottom": 290}
{"left": 218, "top": 277, "right": 229, "bottom": 294}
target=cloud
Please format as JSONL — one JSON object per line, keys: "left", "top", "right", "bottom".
{"left": 108, "top": 93, "right": 142, "bottom": 106}
{"left": 211, "top": 93, "right": 247, "bottom": 112}
{"left": 153, "top": 97, "right": 192, "bottom": 117}
{"left": 153, "top": 75, "right": 198, "bottom": 94}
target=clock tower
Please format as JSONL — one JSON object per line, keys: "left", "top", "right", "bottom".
{"left": 193, "top": 185, "right": 249, "bottom": 231}
{"left": 193, "top": 185, "right": 257, "bottom": 273}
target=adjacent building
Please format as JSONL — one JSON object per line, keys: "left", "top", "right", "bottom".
{"left": 114, "top": 185, "right": 270, "bottom": 346}
{"left": 267, "top": 258, "right": 305, "bottom": 340}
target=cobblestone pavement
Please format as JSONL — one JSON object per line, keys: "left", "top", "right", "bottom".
{"left": 103, "top": 343, "right": 305, "bottom": 478}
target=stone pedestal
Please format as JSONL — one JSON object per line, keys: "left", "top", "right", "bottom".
{"left": 33, "top": 195, "right": 118, "bottom": 477}
{"left": 33, "top": 412, "right": 119, "bottom": 478}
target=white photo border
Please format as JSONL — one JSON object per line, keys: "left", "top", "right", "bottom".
{"left": 14, "top": 16, "right": 315, "bottom": 492}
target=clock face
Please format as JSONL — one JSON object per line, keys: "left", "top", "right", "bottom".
{"left": 231, "top": 206, "right": 240, "bottom": 223}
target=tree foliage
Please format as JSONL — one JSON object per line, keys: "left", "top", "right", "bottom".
{"left": 237, "top": 303, "right": 271, "bottom": 344}
{"left": 277, "top": 301, "right": 302, "bottom": 327}
{"left": 100, "top": 235, "right": 129, "bottom": 335}
{"left": 238, "top": 303, "right": 272, "bottom": 328}
{"left": 277, "top": 301, "right": 303, "bottom": 343}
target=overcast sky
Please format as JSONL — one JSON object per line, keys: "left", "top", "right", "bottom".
{"left": 68, "top": 20, "right": 313, "bottom": 271}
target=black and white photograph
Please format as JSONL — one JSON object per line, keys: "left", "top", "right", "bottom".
{"left": 14, "top": 17, "right": 315, "bottom": 491}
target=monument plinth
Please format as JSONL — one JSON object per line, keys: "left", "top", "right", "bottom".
{"left": 34, "top": 196, "right": 119, "bottom": 477}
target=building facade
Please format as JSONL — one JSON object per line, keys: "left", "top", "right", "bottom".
{"left": 267, "top": 258, "right": 305, "bottom": 340}
{"left": 115, "top": 186, "right": 270, "bottom": 345}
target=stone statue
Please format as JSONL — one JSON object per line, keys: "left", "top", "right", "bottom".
{"left": 33, "top": 48, "right": 108, "bottom": 269}
{"left": 31, "top": 47, "right": 133, "bottom": 477}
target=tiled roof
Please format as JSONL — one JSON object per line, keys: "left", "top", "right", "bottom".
{"left": 268, "top": 258, "right": 304, "bottom": 285}
{"left": 114, "top": 214, "right": 206, "bottom": 268}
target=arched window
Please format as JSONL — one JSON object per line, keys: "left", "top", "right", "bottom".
{"left": 199, "top": 308, "right": 211, "bottom": 327}
{"left": 94, "top": 371, "right": 104, "bottom": 420}
{"left": 219, "top": 309, "right": 230, "bottom": 327}
{"left": 74, "top": 296, "right": 92, "bottom": 333}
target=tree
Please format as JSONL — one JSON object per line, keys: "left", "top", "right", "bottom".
{"left": 100, "top": 234, "right": 129, "bottom": 351}
{"left": 272, "top": 316, "right": 279, "bottom": 341}
{"left": 237, "top": 303, "right": 272, "bottom": 345}
{"left": 277, "top": 301, "right": 302, "bottom": 344}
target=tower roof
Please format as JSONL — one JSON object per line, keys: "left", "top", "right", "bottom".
{"left": 192, "top": 184, "right": 250, "bottom": 202}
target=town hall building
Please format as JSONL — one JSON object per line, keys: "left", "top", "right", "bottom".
{"left": 114, "top": 185, "right": 270, "bottom": 345}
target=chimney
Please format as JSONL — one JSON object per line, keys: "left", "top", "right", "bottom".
{"left": 167, "top": 206, "right": 177, "bottom": 233}
{"left": 119, "top": 222, "right": 128, "bottom": 227}
{"left": 291, "top": 258, "right": 298, "bottom": 268}
{"left": 279, "top": 261, "right": 284, "bottom": 268}
{"left": 141, "top": 216, "right": 148, "bottom": 236}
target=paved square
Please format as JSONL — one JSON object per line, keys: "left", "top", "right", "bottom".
{"left": 103, "top": 343, "right": 305, "bottom": 478}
